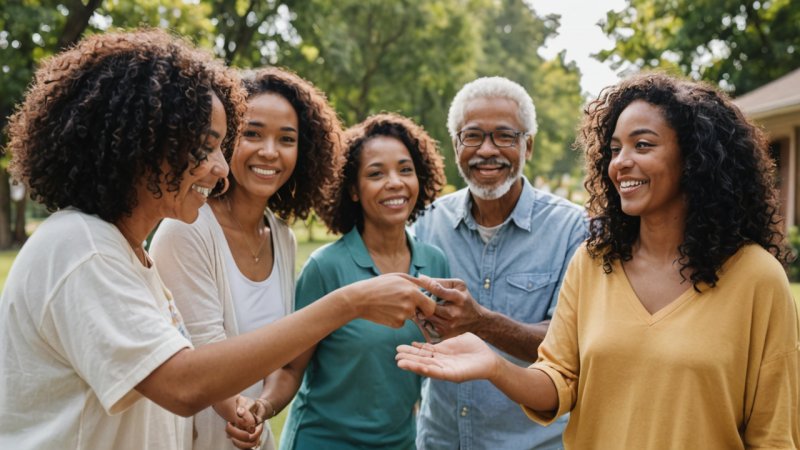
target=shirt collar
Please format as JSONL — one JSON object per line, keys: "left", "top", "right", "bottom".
{"left": 454, "top": 178, "right": 536, "bottom": 232}
{"left": 343, "top": 227, "right": 426, "bottom": 275}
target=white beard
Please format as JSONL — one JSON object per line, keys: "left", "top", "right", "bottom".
{"left": 458, "top": 156, "right": 525, "bottom": 200}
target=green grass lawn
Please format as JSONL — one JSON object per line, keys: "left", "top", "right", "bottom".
{"left": 0, "top": 250, "right": 16, "bottom": 288}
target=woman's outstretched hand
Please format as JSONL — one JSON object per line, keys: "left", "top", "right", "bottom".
{"left": 395, "top": 332, "right": 499, "bottom": 383}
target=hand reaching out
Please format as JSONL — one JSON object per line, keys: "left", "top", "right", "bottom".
{"left": 395, "top": 332, "right": 500, "bottom": 383}
{"left": 343, "top": 273, "right": 437, "bottom": 328}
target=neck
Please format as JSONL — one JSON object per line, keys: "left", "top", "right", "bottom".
{"left": 635, "top": 211, "right": 687, "bottom": 263}
{"left": 360, "top": 221, "right": 407, "bottom": 256}
{"left": 115, "top": 212, "right": 157, "bottom": 267}
{"left": 470, "top": 179, "right": 523, "bottom": 227}
{"left": 214, "top": 187, "right": 269, "bottom": 230}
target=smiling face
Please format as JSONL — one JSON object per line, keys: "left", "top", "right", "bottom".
{"left": 608, "top": 100, "right": 685, "bottom": 220}
{"left": 159, "top": 93, "right": 230, "bottom": 224}
{"left": 352, "top": 136, "right": 420, "bottom": 231}
{"left": 230, "top": 92, "right": 299, "bottom": 201}
{"left": 455, "top": 96, "right": 531, "bottom": 201}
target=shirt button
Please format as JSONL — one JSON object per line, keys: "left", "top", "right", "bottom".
{"left": 483, "top": 278, "right": 490, "bottom": 289}
{"left": 460, "top": 406, "right": 469, "bottom": 417}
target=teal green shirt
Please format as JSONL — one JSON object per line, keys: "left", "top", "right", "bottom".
{"left": 279, "top": 228, "right": 450, "bottom": 450}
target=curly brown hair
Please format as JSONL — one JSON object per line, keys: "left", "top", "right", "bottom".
{"left": 6, "top": 29, "right": 246, "bottom": 223}
{"left": 579, "top": 72, "right": 791, "bottom": 288}
{"left": 221, "top": 67, "right": 343, "bottom": 221}
{"left": 319, "top": 113, "right": 446, "bottom": 234}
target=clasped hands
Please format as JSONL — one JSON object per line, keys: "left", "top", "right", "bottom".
{"left": 219, "top": 395, "right": 270, "bottom": 449}
{"left": 413, "top": 274, "right": 488, "bottom": 341}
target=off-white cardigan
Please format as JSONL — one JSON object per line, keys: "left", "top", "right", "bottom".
{"left": 150, "top": 203, "right": 296, "bottom": 450}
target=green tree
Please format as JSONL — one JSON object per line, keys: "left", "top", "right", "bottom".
{"left": 476, "top": 0, "right": 584, "bottom": 176}
{"left": 597, "top": 0, "right": 800, "bottom": 94}
{"left": 275, "top": 0, "right": 485, "bottom": 185}
{"left": 2, "top": 0, "right": 588, "bottom": 249}
{"left": 0, "top": 0, "right": 215, "bottom": 248}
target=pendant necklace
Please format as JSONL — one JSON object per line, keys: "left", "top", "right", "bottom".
{"left": 226, "top": 198, "right": 267, "bottom": 263}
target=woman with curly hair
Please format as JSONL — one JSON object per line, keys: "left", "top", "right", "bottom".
{"left": 150, "top": 67, "right": 342, "bottom": 450}
{"left": 0, "top": 30, "right": 436, "bottom": 450}
{"left": 397, "top": 73, "right": 799, "bottom": 448}
{"left": 280, "top": 113, "right": 448, "bottom": 450}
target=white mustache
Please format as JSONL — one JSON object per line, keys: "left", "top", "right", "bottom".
{"left": 468, "top": 157, "right": 512, "bottom": 168}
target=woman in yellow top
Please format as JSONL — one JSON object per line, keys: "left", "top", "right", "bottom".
{"left": 397, "top": 72, "right": 799, "bottom": 449}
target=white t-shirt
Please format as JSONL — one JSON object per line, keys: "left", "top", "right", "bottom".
{"left": 0, "top": 209, "right": 193, "bottom": 450}
{"left": 223, "top": 236, "right": 285, "bottom": 334}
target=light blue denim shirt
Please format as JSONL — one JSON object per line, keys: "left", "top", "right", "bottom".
{"left": 412, "top": 178, "right": 587, "bottom": 450}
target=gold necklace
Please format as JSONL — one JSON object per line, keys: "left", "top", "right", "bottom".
{"left": 226, "top": 197, "right": 267, "bottom": 263}
{"left": 116, "top": 223, "right": 150, "bottom": 267}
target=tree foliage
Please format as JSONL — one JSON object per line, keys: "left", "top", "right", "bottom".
{"left": 1, "top": 0, "right": 587, "bottom": 247}
{"left": 597, "top": 0, "right": 800, "bottom": 94}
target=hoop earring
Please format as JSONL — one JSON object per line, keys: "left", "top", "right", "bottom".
{"left": 211, "top": 177, "right": 230, "bottom": 197}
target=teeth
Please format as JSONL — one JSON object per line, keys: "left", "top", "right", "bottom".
{"left": 252, "top": 167, "right": 277, "bottom": 176}
{"left": 382, "top": 198, "right": 406, "bottom": 206}
{"left": 191, "top": 184, "right": 212, "bottom": 198}
{"left": 620, "top": 180, "right": 647, "bottom": 189}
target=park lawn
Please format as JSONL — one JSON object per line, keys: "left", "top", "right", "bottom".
{"left": 0, "top": 250, "right": 16, "bottom": 289}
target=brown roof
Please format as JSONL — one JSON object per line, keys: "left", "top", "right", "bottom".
{"left": 734, "top": 67, "right": 800, "bottom": 119}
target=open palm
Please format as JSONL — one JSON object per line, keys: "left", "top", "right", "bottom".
{"left": 396, "top": 333, "right": 498, "bottom": 382}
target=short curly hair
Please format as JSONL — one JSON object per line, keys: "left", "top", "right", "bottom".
{"left": 224, "top": 67, "right": 343, "bottom": 221}
{"left": 6, "top": 29, "right": 246, "bottom": 223}
{"left": 319, "top": 113, "right": 446, "bottom": 234}
{"left": 579, "top": 72, "right": 791, "bottom": 289}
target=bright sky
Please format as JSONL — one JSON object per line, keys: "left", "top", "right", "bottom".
{"left": 530, "top": 0, "right": 628, "bottom": 98}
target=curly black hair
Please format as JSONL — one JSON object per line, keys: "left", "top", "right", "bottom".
{"left": 579, "top": 72, "right": 791, "bottom": 289}
{"left": 320, "top": 113, "right": 446, "bottom": 234}
{"left": 221, "top": 67, "right": 343, "bottom": 221}
{"left": 6, "top": 29, "right": 246, "bottom": 223}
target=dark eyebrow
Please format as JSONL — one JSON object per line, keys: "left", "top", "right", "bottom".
{"left": 629, "top": 128, "right": 659, "bottom": 138}
{"left": 206, "top": 129, "right": 222, "bottom": 139}
{"left": 244, "top": 121, "right": 297, "bottom": 133}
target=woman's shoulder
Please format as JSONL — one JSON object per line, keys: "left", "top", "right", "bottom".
{"left": 154, "top": 204, "right": 217, "bottom": 241}
{"left": 724, "top": 244, "right": 787, "bottom": 281}
{"left": 410, "top": 235, "right": 446, "bottom": 259}
{"left": 304, "top": 236, "right": 348, "bottom": 266}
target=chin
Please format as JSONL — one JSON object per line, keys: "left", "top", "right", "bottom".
{"left": 466, "top": 178, "right": 516, "bottom": 200}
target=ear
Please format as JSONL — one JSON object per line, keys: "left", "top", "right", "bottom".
{"left": 524, "top": 134, "right": 534, "bottom": 161}
{"left": 349, "top": 185, "right": 359, "bottom": 202}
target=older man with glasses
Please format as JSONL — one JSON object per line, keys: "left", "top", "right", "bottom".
{"left": 412, "top": 76, "right": 586, "bottom": 449}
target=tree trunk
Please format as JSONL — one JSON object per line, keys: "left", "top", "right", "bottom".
{"left": 13, "top": 197, "right": 26, "bottom": 245}
{"left": 0, "top": 170, "right": 13, "bottom": 249}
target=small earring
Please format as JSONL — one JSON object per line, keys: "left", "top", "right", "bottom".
{"left": 211, "top": 177, "right": 230, "bottom": 197}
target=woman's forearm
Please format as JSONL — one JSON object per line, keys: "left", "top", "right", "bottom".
{"left": 137, "top": 274, "right": 432, "bottom": 416}
{"left": 489, "top": 358, "right": 559, "bottom": 413}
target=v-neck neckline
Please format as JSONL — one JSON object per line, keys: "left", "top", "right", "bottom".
{"left": 618, "top": 260, "right": 697, "bottom": 325}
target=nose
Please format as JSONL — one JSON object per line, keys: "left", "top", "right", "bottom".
{"left": 610, "top": 148, "right": 633, "bottom": 171}
{"left": 258, "top": 139, "right": 278, "bottom": 159}
{"left": 207, "top": 147, "right": 230, "bottom": 179}
{"left": 475, "top": 136, "right": 501, "bottom": 157}
{"left": 386, "top": 170, "right": 403, "bottom": 189}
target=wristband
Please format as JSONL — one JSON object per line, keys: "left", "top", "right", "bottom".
{"left": 256, "top": 398, "right": 277, "bottom": 419}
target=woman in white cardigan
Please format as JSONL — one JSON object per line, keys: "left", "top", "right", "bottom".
{"left": 151, "top": 67, "right": 342, "bottom": 450}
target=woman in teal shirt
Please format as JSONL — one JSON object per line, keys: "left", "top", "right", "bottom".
{"left": 280, "top": 113, "right": 448, "bottom": 449}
